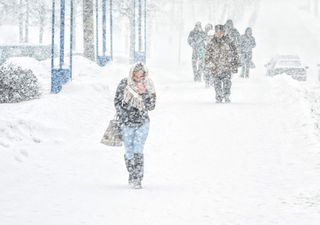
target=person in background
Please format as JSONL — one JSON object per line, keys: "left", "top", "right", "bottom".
{"left": 224, "top": 19, "right": 241, "bottom": 51}
{"left": 188, "top": 22, "right": 206, "bottom": 82}
{"left": 204, "top": 23, "right": 214, "bottom": 88}
{"left": 205, "top": 24, "right": 240, "bottom": 103}
{"left": 239, "top": 27, "right": 256, "bottom": 78}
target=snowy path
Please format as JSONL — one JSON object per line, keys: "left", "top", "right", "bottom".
{"left": 145, "top": 71, "right": 320, "bottom": 225}
{"left": 1, "top": 67, "right": 320, "bottom": 225}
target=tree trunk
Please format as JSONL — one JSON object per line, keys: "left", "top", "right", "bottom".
{"left": 39, "top": 3, "right": 45, "bottom": 44}
{"left": 19, "top": 0, "right": 24, "bottom": 43}
{"left": 24, "top": 0, "right": 29, "bottom": 43}
{"left": 129, "top": 15, "right": 135, "bottom": 63}
{"left": 83, "top": 0, "right": 95, "bottom": 60}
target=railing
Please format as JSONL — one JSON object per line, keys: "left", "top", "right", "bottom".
{"left": 0, "top": 44, "right": 51, "bottom": 65}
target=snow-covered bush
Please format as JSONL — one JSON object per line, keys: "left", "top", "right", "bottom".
{"left": 0, "top": 64, "right": 41, "bottom": 103}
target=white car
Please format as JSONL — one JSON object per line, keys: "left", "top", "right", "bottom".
{"left": 265, "top": 55, "right": 308, "bottom": 81}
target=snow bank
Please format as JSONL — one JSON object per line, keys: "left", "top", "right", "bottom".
{"left": 0, "top": 56, "right": 120, "bottom": 167}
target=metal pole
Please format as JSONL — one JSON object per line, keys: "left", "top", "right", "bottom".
{"left": 95, "top": 0, "right": 99, "bottom": 61}
{"left": 51, "top": 0, "right": 55, "bottom": 72}
{"left": 138, "top": 0, "right": 142, "bottom": 52}
{"left": 144, "top": 0, "right": 146, "bottom": 62}
{"left": 70, "top": 0, "right": 74, "bottom": 80}
{"left": 72, "top": 0, "right": 76, "bottom": 50}
{"left": 110, "top": 0, "right": 113, "bottom": 60}
{"left": 60, "top": 0, "right": 66, "bottom": 69}
{"left": 51, "top": 0, "right": 55, "bottom": 74}
{"left": 102, "top": 0, "right": 106, "bottom": 56}
{"left": 133, "top": 0, "right": 136, "bottom": 56}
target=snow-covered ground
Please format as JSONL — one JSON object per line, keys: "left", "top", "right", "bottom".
{"left": 2, "top": 60, "right": 320, "bottom": 225}
{"left": 1, "top": 1, "right": 320, "bottom": 225}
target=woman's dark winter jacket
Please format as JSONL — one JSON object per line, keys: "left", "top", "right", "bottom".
{"left": 114, "top": 78, "right": 156, "bottom": 127}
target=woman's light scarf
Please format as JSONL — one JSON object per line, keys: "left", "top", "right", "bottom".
{"left": 123, "top": 63, "right": 155, "bottom": 111}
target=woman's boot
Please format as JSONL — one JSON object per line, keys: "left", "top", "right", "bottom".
{"left": 124, "top": 155, "right": 135, "bottom": 186}
{"left": 133, "top": 153, "right": 144, "bottom": 189}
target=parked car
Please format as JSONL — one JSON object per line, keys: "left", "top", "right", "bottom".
{"left": 265, "top": 55, "right": 308, "bottom": 81}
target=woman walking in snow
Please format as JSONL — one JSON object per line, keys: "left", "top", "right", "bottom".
{"left": 114, "top": 62, "right": 156, "bottom": 189}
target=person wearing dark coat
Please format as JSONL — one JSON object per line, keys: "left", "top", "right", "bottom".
{"left": 239, "top": 27, "right": 256, "bottom": 78}
{"left": 225, "top": 19, "right": 241, "bottom": 65}
{"left": 114, "top": 62, "right": 156, "bottom": 189}
{"left": 188, "top": 22, "right": 206, "bottom": 82}
{"left": 203, "top": 23, "right": 214, "bottom": 88}
{"left": 205, "top": 24, "right": 240, "bottom": 103}
{"left": 225, "top": 20, "right": 241, "bottom": 49}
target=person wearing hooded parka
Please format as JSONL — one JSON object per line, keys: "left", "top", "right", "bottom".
{"left": 188, "top": 22, "right": 207, "bottom": 82}
{"left": 239, "top": 27, "right": 256, "bottom": 78}
{"left": 205, "top": 24, "right": 240, "bottom": 103}
{"left": 224, "top": 19, "right": 241, "bottom": 52}
{"left": 114, "top": 62, "right": 156, "bottom": 189}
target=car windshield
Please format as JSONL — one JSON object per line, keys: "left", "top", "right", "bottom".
{"left": 275, "top": 60, "right": 302, "bottom": 68}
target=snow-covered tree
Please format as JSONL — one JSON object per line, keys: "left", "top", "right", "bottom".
{"left": 0, "top": 64, "right": 41, "bottom": 103}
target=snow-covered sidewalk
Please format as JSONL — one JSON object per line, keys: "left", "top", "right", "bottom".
{"left": 1, "top": 60, "right": 320, "bottom": 225}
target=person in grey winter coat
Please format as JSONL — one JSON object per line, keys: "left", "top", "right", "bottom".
{"left": 224, "top": 19, "right": 241, "bottom": 55}
{"left": 188, "top": 22, "right": 206, "bottom": 82}
{"left": 114, "top": 62, "right": 156, "bottom": 189}
{"left": 239, "top": 27, "right": 256, "bottom": 78}
{"left": 205, "top": 24, "right": 240, "bottom": 103}
{"left": 203, "top": 23, "right": 214, "bottom": 88}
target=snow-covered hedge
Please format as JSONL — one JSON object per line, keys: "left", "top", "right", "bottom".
{"left": 0, "top": 64, "right": 41, "bottom": 103}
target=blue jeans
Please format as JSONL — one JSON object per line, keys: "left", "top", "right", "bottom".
{"left": 122, "top": 122, "right": 150, "bottom": 160}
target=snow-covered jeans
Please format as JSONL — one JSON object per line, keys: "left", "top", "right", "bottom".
{"left": 213, "top": 73, "right": 232, "bottom": 101}
{"left": 122, "top": 122, "right": 150, "bottom": 160}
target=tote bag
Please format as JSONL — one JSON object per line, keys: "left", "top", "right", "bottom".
{"left": 100, "top": 116, "right": 122, "bottom": 147}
